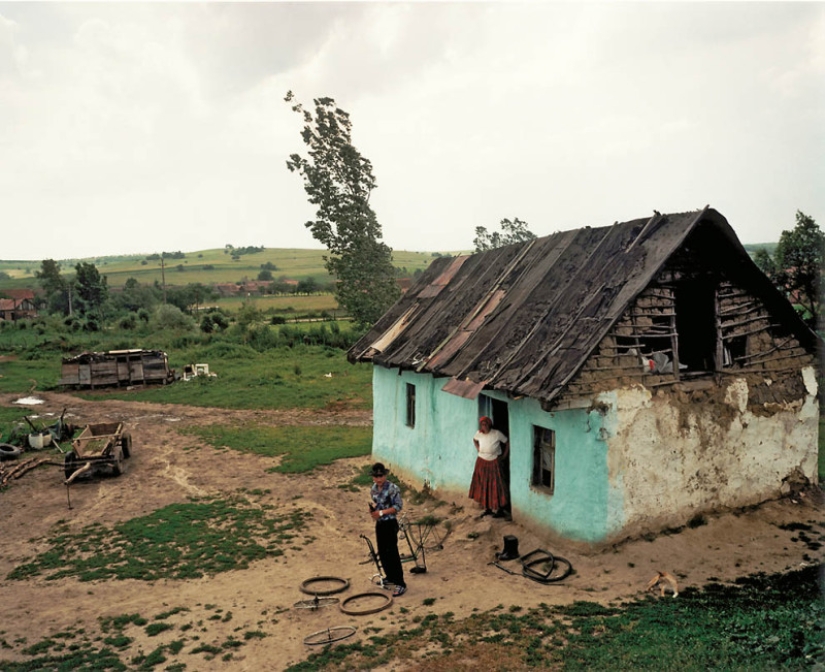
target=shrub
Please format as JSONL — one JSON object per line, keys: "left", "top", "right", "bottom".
{"left": 152, "top": 304, "right": 196, "bottom": 331}
{"left": 118, "top": 313, "right": 138, "bottom": 330}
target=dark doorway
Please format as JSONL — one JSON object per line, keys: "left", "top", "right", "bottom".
{"left": 675, "top": 281, "right": 717, "bottom": 372}
{"left": 479, "top": 395, "right": 511, "bottom": 508}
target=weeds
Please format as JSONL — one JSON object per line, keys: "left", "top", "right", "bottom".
{"left": 8, "top": 497, "right": 312, "bottom": 582}
{"left": 283, "top": 564, "right": 824, "bottom": 671}
{"left": 184, "top": 423, "right": 372, "bottom": 473}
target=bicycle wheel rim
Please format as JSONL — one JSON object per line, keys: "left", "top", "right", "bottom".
{"left": 303, "top": 625, "right": 356, "bottom": 646}
{"left": 339, "top": 591, "right": 394, "bottom": 616}
{"left": 299, "top": 576, "right": 351, "bottom": 596}
{"left": 293, "top": 596, "right": 340, "bottom": 610}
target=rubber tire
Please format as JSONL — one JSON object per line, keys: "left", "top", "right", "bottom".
{"left": 299, "top": 576, "right": 350, "bottom": 596}
{"left": 120, "top": 432, "right": 132, "bottom": 459}
{"left": 339, "top": 592, "right": 394, "bottom": 616}
{"left": 522, "top": 555, "right": 573, "bottom": 583}
{"left": 0, "top": 443, "right": 23, "bottom": 461}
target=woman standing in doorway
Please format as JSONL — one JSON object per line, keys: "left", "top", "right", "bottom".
{"left": 469, "top": 416, "right": 509, "bottom": 518}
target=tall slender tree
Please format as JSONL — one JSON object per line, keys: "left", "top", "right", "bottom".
{"left": 285, "top": 92, "right": 400, "bottom": 326}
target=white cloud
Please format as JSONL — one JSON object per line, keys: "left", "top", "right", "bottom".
{"left": 0, "top": 2, "right": 822, "bottom": 260}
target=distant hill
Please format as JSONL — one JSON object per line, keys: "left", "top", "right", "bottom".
{"left": 0, "top": 241, "right": 778, "bottom": 292}
{"left": 0, "top": 247, "right": 464, "bottom": 291}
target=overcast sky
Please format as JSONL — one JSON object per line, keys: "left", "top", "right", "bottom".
{"left": 1, "top": 2, "right": 823, "bottom": 261}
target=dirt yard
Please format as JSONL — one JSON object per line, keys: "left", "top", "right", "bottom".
{"left": 0, "top": 391, "right": 822, "bottom": 671}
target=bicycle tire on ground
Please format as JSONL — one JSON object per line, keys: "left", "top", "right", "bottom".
{"left": 299, "top": 576, "right": 350, "bottom": 596}
{"left": 303, "top": 625, "right": 356, "bottom": 646}
{"left": 339, "top": 592, "right": 394, "bottom": 616}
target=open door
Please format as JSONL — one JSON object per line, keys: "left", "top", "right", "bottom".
{"left": 479, "top": 395, "right": 511, "bottom": 510}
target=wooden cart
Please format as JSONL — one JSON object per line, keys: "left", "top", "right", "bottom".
{"left": 64, "top": 422, "right": 132, "bottom": 483}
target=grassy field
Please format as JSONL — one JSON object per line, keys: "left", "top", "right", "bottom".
{"left": 0, "top": 247, "right": 456, "bottom": 289}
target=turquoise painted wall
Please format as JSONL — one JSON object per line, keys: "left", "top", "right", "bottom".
{"left": 371, "top": 366, "right": 616, "bottom": 542}
{"left": 372, "top": 366, "right": 479, "bottom": 494}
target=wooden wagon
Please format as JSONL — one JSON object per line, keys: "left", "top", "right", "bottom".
{"left": 64, "top": 422, "right": 132, "bottom": 483}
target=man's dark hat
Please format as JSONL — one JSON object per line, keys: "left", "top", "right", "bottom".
{"left": 371, "top": 462, "right": 388, "bottom": 476}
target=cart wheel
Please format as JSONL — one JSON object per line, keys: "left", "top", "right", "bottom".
{"left": 120, "top": 432, "right": 132, "bottom": 459}
{"left": 303, "top": 625, "right": 356, "bottom": 646}
{"left": 112, "top": 445, "right": 126, "bottom": 476}
{"left": 63, "top": 451, "right": 78, "bottom": 480}
{"left": 299, "top": 576, "right": 350, "bottom": 596}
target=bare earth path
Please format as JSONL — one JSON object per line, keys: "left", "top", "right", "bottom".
{"left": 0, "top": 391, "right": 821, "bottom": 670}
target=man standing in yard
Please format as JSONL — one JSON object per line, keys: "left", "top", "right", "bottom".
{"left": 369, "top": 463, "right": 407, "bottom": 597}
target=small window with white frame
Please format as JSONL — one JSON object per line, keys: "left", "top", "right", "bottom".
{"left": 532, "top": 426, "right": 555, "bottom": 494}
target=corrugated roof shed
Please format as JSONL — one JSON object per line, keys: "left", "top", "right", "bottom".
{"left": 348, "top": 207, "right": 817, "bottom": 407}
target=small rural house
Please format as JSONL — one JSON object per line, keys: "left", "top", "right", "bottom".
{"left": 348, "top": 207, "right": 820, "bottom": 544}
{"left": 0, "top": 289, "right": 37, "bottom": 321}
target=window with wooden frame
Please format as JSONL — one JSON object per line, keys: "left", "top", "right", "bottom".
{"left": 405, "top": 383, "right": 416, "bottom": 428}
{"left": 532, "top": 426, "right": 555, "bottom": 494}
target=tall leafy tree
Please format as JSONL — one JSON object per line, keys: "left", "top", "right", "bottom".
{"left": 35, "top": 259, "right": 70, "bottom": 314}
{"left": 285, "top": 92, "right": 400, "bottom": 326}
{"left": 73, "top": 262, "right": 108, "bottom": 319}
{"left": 754, "top": 211, "right": 823, "bottom": 330}
{"left": 474, "top": 217, "right": 537, "bottom": 253}
{"left": 774, "top": 211, "right": 824, "bottom": 330}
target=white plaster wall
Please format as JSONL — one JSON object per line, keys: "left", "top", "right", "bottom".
{"left": 603, "top": 367, "right": 819, "bottom": 536}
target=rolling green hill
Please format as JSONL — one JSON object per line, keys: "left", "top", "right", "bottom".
{"left": 0, "top": 247, "right": 462, "bottom": 291}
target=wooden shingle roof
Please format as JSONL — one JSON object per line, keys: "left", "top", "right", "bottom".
{"left": 348, "top": 207, "right": 817, "bottom": 406}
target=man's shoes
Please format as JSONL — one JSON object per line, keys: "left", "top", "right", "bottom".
{"left": 479, "top": 509, "right": 493, "bottom": 518}
{"left": 492, "top": 510, "right": 506, "bottom": 519}
{"left": 393, "top": 585, "right": 407, "bottom": 597}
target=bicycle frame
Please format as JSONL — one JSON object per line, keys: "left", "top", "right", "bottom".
{"left": 359, "top": 534, "right": 387, "bottom": 587}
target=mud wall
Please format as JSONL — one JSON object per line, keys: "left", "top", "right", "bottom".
{"left": 602, "top": 366, "right": 819, "bottom": 540}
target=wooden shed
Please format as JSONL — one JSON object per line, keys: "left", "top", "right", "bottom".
{"left": 59, "top": 350, "right": 176, "bottom": 389}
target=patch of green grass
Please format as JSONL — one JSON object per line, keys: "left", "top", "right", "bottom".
{"left": 0, "top": 356, "right": 60, "bottom": 396}
{"left": 7, "top": 497, "right": 312, "bottom": 582}
{"left": 184, "top": 424, "right": 372, "bottom": 473}
{"left": 145, "top": 623, "right": 173, "bottom": 637}
{"left": 78, "top": 344, "right": 372, "bottom": 411}
{"left": 285, "top": 564, "right": 824, "bottom": 671}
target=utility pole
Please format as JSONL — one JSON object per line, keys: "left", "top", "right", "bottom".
{"left": 161, "top": 255, "right": 167, "bottom": 304}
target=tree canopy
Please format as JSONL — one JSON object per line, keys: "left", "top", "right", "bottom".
{"left": 285, "top": 91, "right": 400, "bottom": 326}
{"left": 473, "top": 217, "right": 537, "bottom": 253}
{"left": 754, "top": 210, "right": 823, "bottom": 330}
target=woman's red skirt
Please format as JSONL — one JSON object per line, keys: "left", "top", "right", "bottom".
{"left": 468, "top": 456, "right": 508, "bottom": 510}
